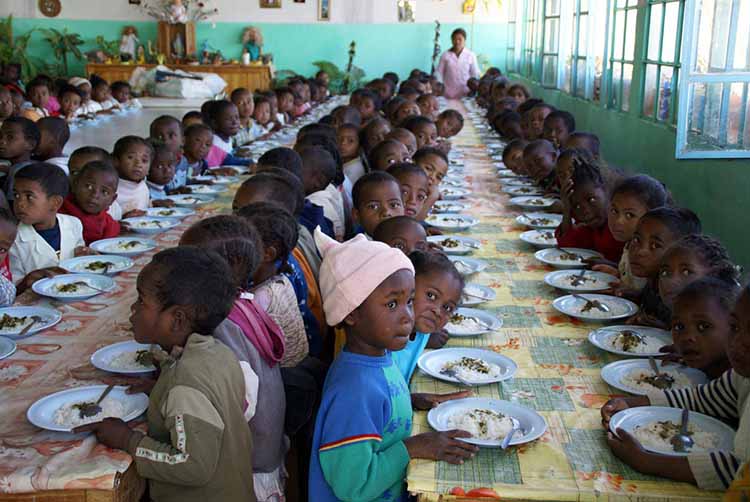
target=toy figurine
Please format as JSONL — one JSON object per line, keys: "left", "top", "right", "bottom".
{"left": 137, "top": 46, "right": 146, "bottom": 64}
{"left": 119, "top": 26, "right": 140, "bottom": 61}
{"left": 241, "top": 26, "right": 263, "bottom": 62}
{"left": 172, "top": 32, "right": 185, "bottom": 60}
{"left": 168, "top": 0, "right": 189, "bottom": 23}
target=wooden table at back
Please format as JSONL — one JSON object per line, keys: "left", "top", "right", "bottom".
{"left": 86, "top": 63, "right": 273, "bottom": 95}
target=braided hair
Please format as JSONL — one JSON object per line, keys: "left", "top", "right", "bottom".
{"left": 665, "top": 234, "right": 741, "bottom": 285}
{"left": 673, "top": 276, "right": 741, "bottom": 314}
{"left": 237, "top": 202, "right": 299, "bottom": 275}
{"left": 409, "top": 250, "right": 465, "bottom": 291}
{"left": 612, "top": 174, "right": 671, "bottom": 209}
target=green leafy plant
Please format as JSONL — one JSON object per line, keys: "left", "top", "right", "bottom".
{"left": 0, "top": 15, "right": 40, "bottom": 80}
{"left": 41, "top": 28, "right": 84, "bottom": 77}
{"left": 312, "top": 60, "right": 365, "bottom": 95}
{"left": 95, "top": 36, "right": 121, "bottom": 59}
{"left": 477, "top": 53, "right": 491, "bottom": 74}
{"left": 272, "top": 69, "right": 299, "bottom": 87}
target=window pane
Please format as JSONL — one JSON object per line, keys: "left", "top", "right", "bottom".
{"left": 580, "top": 0, "right": 589, "bottom": 12}
{"left": 686, "top": 82, "right": 750, "bottom": 151}
{"left": 546, "top": 0, "right": 560, "bottom": 16}
{"left": 578, "top": 13, "right": 588, "bottom": 53}
{"left": 612, "top": 62, "right": 623, "bottom": 107}
{"left": 622, "top": 63, "right": 633, "bottom": 111}
{"left": 624, "top": 8, "right": 637, "bottom": 60}
{"left": 643, "top": 64, "right": 659, "bottom": 117}
{"left": 542, "top": 55, "right": 558, "bottom": 86}
{"left": 576, "top": 58, "right": 587, "bottom": 96}
{"left": 658, "top": 66, "right": 674, "bottom": 121}
{"left": 545, "top": 18, "right": 559, "bottom": 52}
{"left": 662, "top": 1, "right": 680, "bottom": 63}
{"left": 734, "top": 0, "right": 750, "bottom": 69}
{"left": 648, "top": 3, "right": 663, "bottom": 61}
{"left": 613, "top": 10, "right": 625, "bottom": 59}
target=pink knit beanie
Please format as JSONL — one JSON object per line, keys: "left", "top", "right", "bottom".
{"left": 315, "top": 227, "right": 415, "bottom": 326}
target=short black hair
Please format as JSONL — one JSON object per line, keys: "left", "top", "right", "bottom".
{"left": 36, "top": 117, "right": 70, "bottom": 147}
{"left": 0, "top": 207, "right": 18, "bottom": 226}
{"left": 298, "top": 123, "right": 337, "bottom": 142}
{"left": 274, "top": 86, "right": 293, "bottom": 100}
{"left": 14, "top": 162, "right": 69, "bottom": 198}
{"left": 76, "top": 160, "right": 119, "bottom": 184}
{"left": 2, "top": 116, "right": 41, "bottom": 151}
{"left": 387, "top": 162, "right": 429, "bottom": 184}
{"left": 402, "top": 115, "right": 435, "bottom": 134}
{"left": 383, "top": 72, "right": 399, "bottom": 86}
{"left": 257, "top": 147, "right": 304, "bottom": 180}
{"left": 368, "top": 139, "right": 405, "bottom": 168}
{"left": 351, "top": 88, "right": 382, "bottom": 111}
{"left": 673, "top": 276, "right": 741, "bottom": 314}
{"left": 544, "top": 110, "right": 576, "bottom": 133}
{"left": 359, "top": 117, "right": 392, "bottom": 153}
{"left": 184, "top": 123, "right": 213, "bottom": 139}
{"left": 518, "top": 98, "right": 545, "bottom": 115}
{"left": 373, "top": 215, "right": 423, "bottom": 243}
{"left": 237, "top": 202, "right": 299, "bottom": 271}
{"left": 612, "top": 174, "right": 670, "bottom": 210}
{"left": 665, "top": 234, "right": 741, "bottom": 286}
{"left": 530, "top": 103, "right": 556, "bottom": 115}
{"left": 180, "top": 215, "right": 263, "bottom": 289}
{"left": 230, "top": 87, "right": 252, "bottom": 102}
{"left": 299, "top": 145, "right": 337, "bottom": 188}
{"left": 332, "top": 105, "right": 362, "bottom": 127}
{"left": 236, "top": 169, "right": 303, "bottom": 216}
{"left": 112, "top": 135, "right": 153, "bottom": 160}
{"left": 70, "top": 146, "right": 111, "bottom": 165}
{"left": 570, "top": 154, "right": 606, "bottom": 189}
{"left": 206, "top": 99, "right": 236, "bottom": 125}
{"left": 352, "top": 171, "right": 399, "bottom": 209}
{"left": 149, "top": 246, "right": 235, "bottom": 334}
{"left": 294, "top": 133, "right": 344, "bottom": 186}
{"left": 182, "top": 110, "right": 203, "bottom": 123}
{"left": 641, "top": 207, "right": 702, "bottom": 237}
{"left": 502, "top": 139, "right": 529, "bottom": 161}
{"left": 409, "top": 249, "right": 465, "bottom": 290}
{"left": 149, "top": 115, "right": 182, "bottom": 137}
{"left": 110, "top": 81, "right": 130, "bottom": 93}
{"left": 412, "top": 146, "right": 448, "bottom": 166}
{"left": 25, "top": 77, "right": 49, "bottom": 95}
{"left": 566, "top": 132, "right": 601, "bottom": 157}
{"left": 58, "top": 83, "right": 83, "bottom": 99}
{"left": 451, "top": 28, "right": 467, "bottom": 39}
{"left": 438, "top": 109, "right": 464, "bottom": 126}
{"left": 508, "top": 83, "right": 530, "bottom": 99}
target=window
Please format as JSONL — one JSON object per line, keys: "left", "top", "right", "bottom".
{"left": 641, "top": 0, "right": 685, "bottom": 123}
{"left": 506, "top": 0, "right": 520, "bottom": 73}
{"left": 541, "top": 0, "right": 562, "bottom": 87}
{"left": 521, "top": 0, "right": 539, "bottom": 78}
{"left": 676, "top": 0, "right": 750, "bottom": 158}
{"left": 607, "top": 0, "right": 639, "bottom": 111}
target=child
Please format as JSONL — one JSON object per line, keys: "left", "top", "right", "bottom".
{"left": 300, "top": 146, "right": 344, "bottom": 241}
{"left": 412, "top": 146, "right": 449, "bottom": 220}
{"left": 20, "top": 78, "right": 50, "bottom": 122}
{"left": 59, "top": 160, "right": 120, "bottom": 245}
{"left": 0, "top": 87, "right": 14, "bottom": 126}
{"left": 112, "top": 136, "right": 152, "bottom": 217}
{"left": 392, "top": 250, "right": 463, "bottom": 382}
{"left": 77, "top": 246, "right": 255, "bottom": 501}
{"left": 601, "top": 282, "right": 750, "bottom": 491}
{"left": 331, "top": 106, "right": 362, "bottom": 129}
{"left": 494, "top": 111, "right": 523, "bottom": 140}
{"left": 275, "top": 87, "right": 295, "bottom": 125}
{"left": 556, "top": 156, "right": 624, "bottom": 262}
{"left": 237, "top": 202, "right": 309, "bottom": 368}
{"left": 352, "top": 171, "right": 405, "bottom": 236}
{"left": 231, "top": 88, "right": 265, "bottom": 147}
{"left": 149, "top": 115, "right": 189, "bottom": 192}
{"left": 386, "top": 128, "right": 418, "bottom": 158}
{"left": 526, "top": 103, "right": 555, "bottom": 140}
{"left": 33, "top": 117, "right": 69, "bottom": 174}
{"left": 403, "top": 116, "right": 438, "bottom": 150}
{"left": 0, "top": 207, "right": 18, "bottom": 306}
{"left": 372, "top": 215, "right": 428, "bottom": 255}
{"left": 309, "top": 230, "right": 478, "bottom": 501}
{"left": 146, "top": 143, "right": 178, "bottom": 207}
{"left": 70, "top": 77, "right": 102, "bottom": 116}
{"left": 543, "top": 110, "right": 576, "bottom": 150}
{"left": 0, "top": 117, "right": 39, "bottom": 179}
{"left": 10, "top": 163, "right": 86, "bottom": 291}
{"left": 350, "top": 88, "right": 380, "bottom": 122}
{"left": 668, "top": 277, "right": 739, "bottom": 379}
{"left": 523, "top": 139, "right": 558, "bottom": 187}
{"left": 182, "top": 123, "right": 213, "bottom": 178}
{"left": 337, "top": 124, "right": 366, "bottom": 195}
{"left": 564, "top": 132, "right": 601, "bottom": 159}
{"left": 508, "top": 83, "right": 530, "bottom": 104}
{"left": 436, "top": 109, "right": 464, "bottom": 140}
{"left": 182, "top": 110, "right": 203, "bottom": 128}
{"left": 180, "top": 216, "right": 288, "bottom": 500}
{"left": 90, "top": 77, "right": 119, "bottom": 112}
{"left": 110, "top": 81, "right": 140, "bottom": 108}
{"left": 395, "top": 100, "right": 421, "bottom": 126}
{"left": 388, "top": 162, "right": 430, "bottom": 219}
{"left": 502, "top": 139, "right": 529, "bottom": 175}
{"left": 416, "top": 94, "right": 439, "bottom": 121}
{"left": 68, "top": 146, "right": 111, "bottom": 180}
{"left": 628, "top": 207, "right": 702, "bottom": 327}
{"left": 360, "top": 118, "right": 392, "bottom": 157}
{"left": 204, "top": 101, "right": 254, "bottom": 169}
{"left": 58, "top": 85, "right": 83, "bottom": 122}
{"left": 253, "top": 96, "right": 275, "bottom": 136}
{"left": 368, "top": 139, "right": 411, "bottom": 172}
{"left": 385, "top": 97, "right": 407, "bottom": 124}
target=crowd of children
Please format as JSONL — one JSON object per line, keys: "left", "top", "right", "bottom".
{"left": 1, "top": 58, "right": 747, "bottom": 502}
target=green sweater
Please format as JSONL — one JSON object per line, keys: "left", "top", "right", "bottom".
{"left": 126, "top": 334, "right": 255, "bottom": 502}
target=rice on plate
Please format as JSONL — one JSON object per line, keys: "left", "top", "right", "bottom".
{"left": 447, "top": 409, "right": 515, "bottom": 441}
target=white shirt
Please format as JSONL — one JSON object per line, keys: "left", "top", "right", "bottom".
{"left": 44, "top": 156, "right": 69, "bottom": 175}
{"left": 213, "top": 134, "right": 234, "bottom": 154}
{"left": 10, "top": 214, "right": 85, "bottom": 284}
{"left": 307, "top": 184, "right": 345, "bottom": 241}
{"left": 436, "top": 48, "right": 481, "bottom": 99}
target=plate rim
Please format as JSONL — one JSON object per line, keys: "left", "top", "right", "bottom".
{"left": 551, "top": 293, "right": 639, "bottom": 321}
{"left": 445, "top": 307, "right": 503, "bottom": 336}
{"left": 543, "top": 269, "right": 618, "bottom": 292}
{"left": 417, "top": 347, "right": 517, "bottom": 385}
{"left": 90, "top": 340, "right": 157, "bottom": 374}
{"left": 588, "top": 325, "right": 672, "bottom": 357}
{"left": 601, "top": 358, "right": 707, "bottom": 396}
{"left": 0, "top": 306, "right": 63, "bottom": 339}
{"left": 31, "top": 273, "right": 116, "bottom": 299}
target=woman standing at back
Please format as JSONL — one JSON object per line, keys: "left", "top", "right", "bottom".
{"left": 435, "top": 28, "right": 481, "bottom": 99}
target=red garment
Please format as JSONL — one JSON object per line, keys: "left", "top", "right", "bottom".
{"left": 555, "top": 222, "right": 625, "bottom": 262}
{"left": 59, "top": 195, "right": 120, "bottom": 245}
{"left": 1, "top": 255, "right": 12, "bottom": 282}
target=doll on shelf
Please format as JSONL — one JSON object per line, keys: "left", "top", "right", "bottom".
{"left": 168, "top": 0, "right": 189, "bottom": 24}
{"left": 241, "top": 26, "right": 263, "bottom": 62}
{"left": 119, "top": 26, "right": 140, "bottom": 62}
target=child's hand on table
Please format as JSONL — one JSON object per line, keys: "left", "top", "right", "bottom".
{"left": 607, "top": 428, "right": 696, "bottom": 483}
{"left": 210, "top": 167, "right": 240, "bottom": 177}
{"left": 592, "top": 264, "right": 620, "bottom": 277}
{"left": 411, "top": 390, "right": 472, "bottom": 410}
{"left": 123, "top": 209, "right": 146, "bottom": 219}
{"left": 18, "top": 267, "right": 68, "bottom": 294}
{"left": 74, "top": 417, "right": 134, "bottom": 450}
{"left": 600, "top": 396, "right": 650, "bottom": 428}
{"left": 426, "top": 329, "right": 450, "bottom": 349}
{"left": 404, "top": 430, "right": 479, "bottom": 464}
{"left": 173, "top": 185, "right": 194, "bottom": 193}
{"left": 151, "top": 199, "right": 176, "bottom": 208}
{"left": 74, "top": 246, "right": 97, "bottom": 257}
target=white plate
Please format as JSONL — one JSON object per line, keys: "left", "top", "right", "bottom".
{"left": 91, "top": 341, "right": 157, "bottom": 374}
{"left": 544, "top": 270, "right": 618, "bottom": 293}
{"left": 426, "top": 214, "right": 479, "bottom": 232}
{"left": 588, "top": 325, "right": 672, "bottom": 357}
{"left": 187, "top": 184, "right": 226, "bottom": 195}
{"left": 90, "top": 237, "right": 157, "bottom": 257}
{"left": 192, "top": 175, "right": 240, "bottom": 185}
{"left": 516, "top": 212, "right": 562, "bottom": 229}
{"left": 26, "top": 385, "right": 149, "bottom": 432}
{"left": 552, "top": 294, "right": 638, "bottom": 322}
{"left": 123, "top": 217, "right": 181, "bottom": 235}
{"left": 520, "top": 229, "right": 558, "bottom": 248}
{"left": 609, "top": 407, "right": 735, "bottom": 457}
{"left": 502, "top": 178, "right": 536, "bottom": 187}
{"left": 445, "top": 308, "right": 503, "bottom": 336}
{"left": 503, "top": 186, "right": 544, "bottom": 196}
{"left": 427, "top": 235, "right": 481, "bottom": 255}
{"left": 440, "top": 188, "right": 470, "bottom": 200}
{"left": 440, "top": 179, "right": 469, "bottom": 189}
{"left": 166, "top": 194, "right": 215, "bottom": 206}
{"left": 497, "top": 169, "right": 520, "bottom": 178}
{"left": 0, "top": 336, "right": 16, "bottom": 360}
{"left": 428, "top": 398, "right": 547, "bottom": 448}
{"left": 418, "top": 348, "right": 516, "bottom": 385}
{"left": 460, "top": 284, "right": 497, "bottom": 306}
{"left": 432, "top": 201, "right": 470, "bottom": 214}
{"left": 32, "top": 274, "right": 116, "bottom": 301}
{"left": 216, "top": 165, "right": 248, "bottom": 175}
{"left": 534, "top": 247, "right": 603, "bottom": 269}
{"left": 145, "top": 207, "right": 195, "bottom": 219}
{"left": 60, "top": 255, "right": 134, "bottom": 275}
{"left": 509, "top": 196, "right": 559, "bottom": 209}
{"left": 0, "top": 307, "right": 62, "bottom": 339}
{"left": 448, "top": 256, "right": 488, "bottom": 276}
{"left": 601, "top": 359, "right": 708, "bottom": 396}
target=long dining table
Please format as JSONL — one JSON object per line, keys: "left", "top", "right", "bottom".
{"left": 405, "top": 99, "right": 723, "bottom": 502}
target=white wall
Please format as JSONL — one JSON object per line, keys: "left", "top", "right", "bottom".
{"left": 2, "top": 0, "right": 506, "bottom": 23}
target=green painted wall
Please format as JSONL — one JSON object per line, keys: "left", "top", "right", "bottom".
{"left": 517, "top": 79, "right": 750, "bottom": 270}
{"left": 10, "top": 18, "right": 506, "bottom": 80}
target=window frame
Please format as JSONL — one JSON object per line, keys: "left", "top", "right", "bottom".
{"left": 506, "top": 0, "right": 521, "bottom": 73}
{"left": 606, "top": 0, "right": 640, "bottom": 112}
{"left": 521, "top": 0, "right": 541, "bottom": 79}
{"left": 676, "top": 0, "right": 750, "bottom": 158}
{"left": 541, "top": 0, "right": 562, "bottom": 88}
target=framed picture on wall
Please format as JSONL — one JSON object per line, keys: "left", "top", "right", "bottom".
{"left": 260, "top": 0, "right": 281, "bottom": 7}
{"left": 318, "top": 0, "right": 330, "bottom": 20}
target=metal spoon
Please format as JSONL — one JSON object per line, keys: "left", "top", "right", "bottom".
{"left": 569, "top": 269, "right": 587, "bottom": 287}
{"left": 439, "top": 367, "right": 474, "bottom": 387}
{"left": 501, "top": 417, "right": 523, "bottom": 450}
{"left": 670, "top": 408, "right": 695, "bottom": 453}
{"left": 572, "top": 294, "right": 611, "bottom": 313}
{"left": 77, "top": 384, "right": 116, "bottom": 418}
{"left": 18, "top": 315, "right": 43, "bottom": 336}
{"left": 648, "top": 357, "right": 675, "bottom": 390}
{"left": 71, "top": 281, "right": 110, "bottom": 294}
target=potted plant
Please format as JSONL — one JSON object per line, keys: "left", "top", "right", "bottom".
{"left": 0, "top": 15, "right": 40, "bottom": 80}
{"left": 41, "top": 27, "right": 85, "bottom": 76}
